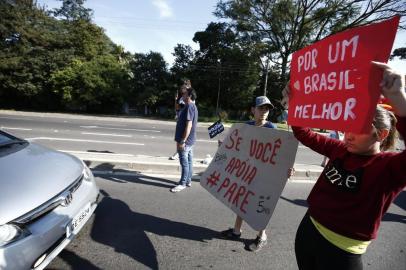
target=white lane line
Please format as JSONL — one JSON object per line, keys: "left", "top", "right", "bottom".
{"left": 0, "top": 117, "right": 33, "bottom": 121}
{"left": 59, "top": 150, "right": 135, "bottom": 157}
{"left": 289, "top": 179, "right": 316, "bottom": 184}
{"left": 196, "top": 139, "right": 218, "bottom": 143}
{"left": 27, "top": 137, "right": 144, "bottom": 146}
{"left": 81, "top": 132, "right": 132, "bottom": 137}
{"left": 1, "top": 126, "right": 32, "bottom": 131}
{"left": 80, "top": 126, "right": 160, "bottom": 133}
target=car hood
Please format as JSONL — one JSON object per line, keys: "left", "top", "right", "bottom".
{"left": 0, "top": 143, "right": 83, "bottom": 224}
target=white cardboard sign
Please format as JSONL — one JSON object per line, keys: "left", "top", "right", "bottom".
{"left": 200, "top": 123, "right": 298, "bottom": 231}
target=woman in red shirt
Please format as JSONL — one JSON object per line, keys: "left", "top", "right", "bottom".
{"left": 282, "top": 61, "right": 406, "bottom": 270}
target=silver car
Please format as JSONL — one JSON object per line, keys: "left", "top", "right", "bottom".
{"left": 0, "top": 131, "right": 99, "bottom": 270}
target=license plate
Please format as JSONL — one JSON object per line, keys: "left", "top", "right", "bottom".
{"left": 66, "top": 203, "right": 91, "bottom": 237}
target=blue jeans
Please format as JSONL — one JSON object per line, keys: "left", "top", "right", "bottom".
{"left": 178, "top": 145, "right": 193, "bottom": 186}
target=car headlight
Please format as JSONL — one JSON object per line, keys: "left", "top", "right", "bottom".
{"left": 82, "top": 162, "right": 94, "bottom": 182}
{"left": 0, "top": 224, "right": 30, "bottom": 247}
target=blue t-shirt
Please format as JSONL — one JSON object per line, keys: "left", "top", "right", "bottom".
{"left": 246, "top": 120, "right": 276, "bottom": 129}
{"left": 175, "top": 102, "right": 198, "bottom": 145}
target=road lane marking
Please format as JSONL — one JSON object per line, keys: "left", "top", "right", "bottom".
{"left": 27, "top": 137, "right": 144, "bottom": 146}
{"left": 289, "top": 179, "right": 316, "bottom": 183}
{"left": 81, "top": 132, "right": 132, "bottom": 137}
{"left": 196, "top": 139, "right": 218, "bottom": 143}
{"left": 0, "top": 117, "right": 33, "bottom": 121}
{"left": 80, "top": 126, "right": 160, "bottom": 133}
{"left": 1, "top": 126, "right": 32, "bottom": 131}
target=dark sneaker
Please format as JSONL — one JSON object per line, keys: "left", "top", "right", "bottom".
{"left": 248, "top": 236, "right": 267, "bottom": 252}
{"left": 220, "top": 228, "right": 241, "bottom": 240}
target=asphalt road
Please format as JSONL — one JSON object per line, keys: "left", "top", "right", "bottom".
{"left": 0, "top": 111, "right": 325, "bottom": 165}
{"left": 45, "top": 173, "right": 406, "bottom": 270}
{"left": 1, "top": 111, "right": 405, "bottom": 269}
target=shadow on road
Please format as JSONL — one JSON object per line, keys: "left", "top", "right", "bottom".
{"left": 383, "top": 190, "right": 406, "bottom": 224}
{"left": 48, "top": 250, "right": 101, "bottom": 270}
{"left": 90, "top": 190, "right": 219, "bottom": 270}
{"left": 91, "top": 162, "right": 177, "bottom": 188}
{"left": 279, "top": 192, "right": 405, "bottom": 224}
{"left": 87, "top": 150, "right": 115, "bottom": 154}
{"left": 393, "top": 190, "right": 406, "bottom": 211}
{"left": 279, "top": 195, "right": 308, "bottom": 207}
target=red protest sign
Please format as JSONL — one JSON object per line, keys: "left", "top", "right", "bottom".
{"left": 289, "top": 16, "right": 399, "bottom": 133}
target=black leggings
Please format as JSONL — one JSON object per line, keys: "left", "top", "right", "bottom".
{"left": 295, "top": 212, "right": 363, "bottom": 270}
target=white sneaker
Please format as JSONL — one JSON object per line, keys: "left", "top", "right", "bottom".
{"left": 186, "top": 182, "right": 192, "bottom": 187}
{"left": 170, "top": 185, "right": 186, "bottom": 192}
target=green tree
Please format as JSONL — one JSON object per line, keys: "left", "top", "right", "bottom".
{"left": 52, "top": 0, "right": 93, "bottom": 22}
{"left": 0, "top": 0, "right": 71, "bottom": 109}
{"left": 0, "top": 0, "right": 131, "bottom": 112}
{"left": 215, "top": 0, "right": 406, "bottom": 91}
{"left": 391, "top": 47, "right": 406, "bottom": 60}
{"left": 50, "top": 54, "right": 128, "bottom": 112}
{"left": 192, "top": 22, "right": 261, "bottom": 117}
{"left": 170, "top": 44, "right": 194, "bottom": 85}
{"left": 128, "top": 52, "right": 171, "bottom": 114}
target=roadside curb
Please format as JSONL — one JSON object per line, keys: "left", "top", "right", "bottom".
{"left": 82, "top": 158, "right": 323, "bottom": 182}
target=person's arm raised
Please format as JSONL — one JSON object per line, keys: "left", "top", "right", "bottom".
{"left": 372, "top": 61, "right": 406, "bottom": 117}
{"left": 281, "top": 83, "right": 345, "bottom": 157}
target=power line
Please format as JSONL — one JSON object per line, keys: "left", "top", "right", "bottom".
{"left": 96, "top": 16, "right": 221, "bottom": 25}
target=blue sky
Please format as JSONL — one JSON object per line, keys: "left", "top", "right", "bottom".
{"left": 37, "top": 0, "right": 405, "bottom": 69}
{"left": 37, "top": 0, "right": 220, "bottom": 65}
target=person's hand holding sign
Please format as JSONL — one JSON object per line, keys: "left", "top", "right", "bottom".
{"left": 372, "top": 61, "right": 406, "bottom": 117}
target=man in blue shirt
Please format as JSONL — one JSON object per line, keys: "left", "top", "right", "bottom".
{"left": 171, "top": 87, "right": 198, "bottom": 193}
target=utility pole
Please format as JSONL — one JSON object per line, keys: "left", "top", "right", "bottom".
{"left": 263, "top": 58, "right": 269, "bottom": 96}
{"left": 216, "top": 59, "right": 221, "bottom": 117}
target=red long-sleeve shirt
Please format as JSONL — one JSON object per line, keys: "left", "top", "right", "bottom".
{"left": 292, "top": 117, "right": 406, "bottom": 241}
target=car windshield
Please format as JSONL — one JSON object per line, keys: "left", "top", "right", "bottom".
{"left": 0, "top": 131, "right": 27, "bottom": 149}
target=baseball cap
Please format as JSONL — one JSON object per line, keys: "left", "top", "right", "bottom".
{"left": 255, "top": 96, "right": 274, "bottom": 109}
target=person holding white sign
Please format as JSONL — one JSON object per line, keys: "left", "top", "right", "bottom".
{"left": 282, "top": 62, "right": 406, "bottom": 270}
{"left": 220, "top": 96, "right": 276, "bottom": 252}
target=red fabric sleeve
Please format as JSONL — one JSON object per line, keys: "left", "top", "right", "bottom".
{"left": 292, "top": 126, "right": 346, "bottom": 159}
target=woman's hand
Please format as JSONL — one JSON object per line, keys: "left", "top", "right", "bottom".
{"left": 372, "top": 61, "right": 406, "bottom": 116}
{"left": 372, "top": 61, "right": 405, "bottom": 96}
